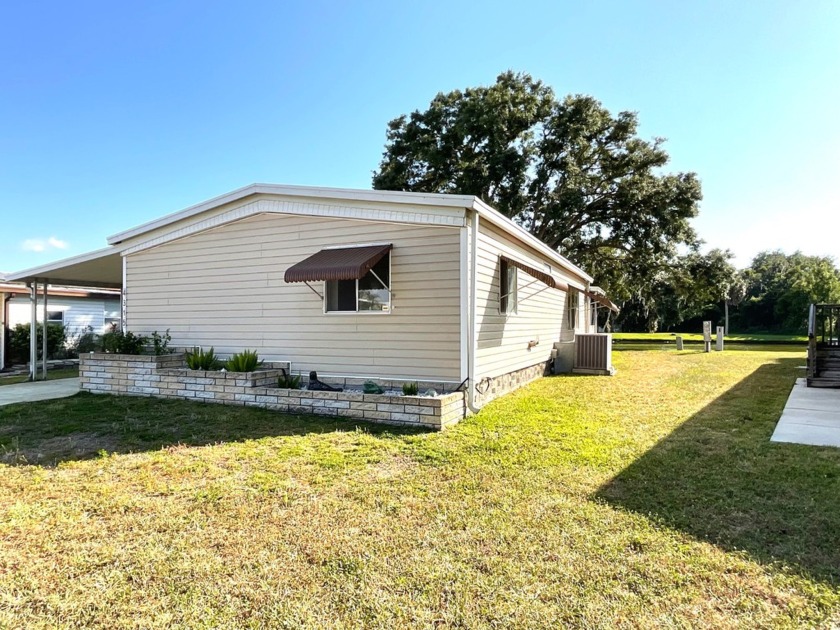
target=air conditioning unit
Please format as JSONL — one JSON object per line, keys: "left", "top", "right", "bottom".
{"left": 573, "top": 333, "right": 615, "bottom": 376}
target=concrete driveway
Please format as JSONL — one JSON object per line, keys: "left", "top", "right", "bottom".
{"left": 771, "top": 378, "right": 840, "bottom": 448}
{"left": 0, "top": 378, "right": 80, "bottom": 407}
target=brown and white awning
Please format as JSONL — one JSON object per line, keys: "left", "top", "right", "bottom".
{"left": 284, "top": 244, "right": 392, "bottom": 283}
{"left": 585, "top": 288, "right": 620, "bottom": 313}
{"left": 500, "top": 255, "right": 561, "bottom": 289}
{"left": 500, "top": 255, "right": 619, "bottom": 313}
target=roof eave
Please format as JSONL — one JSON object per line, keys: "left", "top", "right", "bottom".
{"left": 107, "top": 183, "right": 479, "bottom": 245}
{"left": 469, "top": 198, "right": 594, "bottom": 284}
{"left": 5, "top": 247, "right": 123, "bottom": 287}
{"left": 103, "top": 182, "right": 594, "bottom": 284}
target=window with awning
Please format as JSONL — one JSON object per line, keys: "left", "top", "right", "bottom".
{"left": 499, "top": 256, "right": 558, "bottom": 289}
{"left": 498, "top": 255, "right": 619, "bottom": 315}
{"left": 284, "top": 244, "right": 392, "bottom": 313}
{"left": 584, "top": 290, "right": 619, "bottom": 313}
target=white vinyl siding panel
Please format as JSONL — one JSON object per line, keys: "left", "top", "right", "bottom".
{"left": 125, "top": 213, "right": 462, "bottom": 381}
{"left": 474, "top": 221, "right": 588, "bottom": 380}
{"left": 7, "top": 296, "right": 119, "bottom": 337}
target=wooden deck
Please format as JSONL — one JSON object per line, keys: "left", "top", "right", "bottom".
{"left": 807, "top": 304, "right": 840, "bottom": 388}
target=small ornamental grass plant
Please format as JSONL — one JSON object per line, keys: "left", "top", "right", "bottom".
{"left": 186, "top": 347, "right": 223, "bottom": 371}
{"left": 277, "top": 372, "right": 302, "bottom": 389}
{"left": 225, "top": 350, "right": 262, "bottom": 373}
{"left": 401, "top": 382, "right": 419, "bottom": 396}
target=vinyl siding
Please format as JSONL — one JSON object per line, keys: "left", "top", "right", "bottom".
{"left": 475, "top": 221, "right": 589, "bottom": 380}
{"left": 7, "top": 296, "right": 119, "bottom": 337}
{"left": 125, "top": 213, "right": 462, "bottom": 381}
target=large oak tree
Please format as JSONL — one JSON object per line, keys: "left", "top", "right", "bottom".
{"left": 372, "top": 71, "right": 702, "bottom": 302}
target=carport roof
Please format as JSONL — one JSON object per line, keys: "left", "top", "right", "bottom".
{"left": 5, "top": 247, "right": 122, "bottom": 288}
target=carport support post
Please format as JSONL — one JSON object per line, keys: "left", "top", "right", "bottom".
{"left": 42, "top": 281, "right": 48, "bottom": 380}
{"left": 29, "top": 282, "right": 37, "bottom": 381}
{"left": 0, "top": 292, "right": 6, "bottom": 371}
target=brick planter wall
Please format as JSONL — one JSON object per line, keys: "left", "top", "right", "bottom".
{"left": 79, "top": 353, "right": 466, "bottom": 430}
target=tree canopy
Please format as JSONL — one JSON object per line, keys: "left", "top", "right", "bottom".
{"left": 373, "top": 71, "right": 703, "bottom": 300}
{"left": 618, "top": 249, "right": 740, "bottom": 332}
{"left": 624, "top": 250, "right": 840, "bottom": 334}
{"left": 737, "top": 251, "right": 840, "bottom": 332}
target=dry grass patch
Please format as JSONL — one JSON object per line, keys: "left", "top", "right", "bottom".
{"left": 1, "top": 346, "right": 838, "bottom": 627}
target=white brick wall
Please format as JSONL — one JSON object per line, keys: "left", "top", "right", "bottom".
{"left": 79, "top": 353, "right": 466, "bottom": 430}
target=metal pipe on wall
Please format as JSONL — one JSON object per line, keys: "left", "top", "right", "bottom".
{"left": 467, "top": 211, "right": 482, "bottom": 414}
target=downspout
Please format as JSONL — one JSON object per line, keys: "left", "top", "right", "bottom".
{"left": 121, "top": 256, "right": 127, "bottom": 331}
{"left": 466, "top": 209, "right": 482, "bottom": 414}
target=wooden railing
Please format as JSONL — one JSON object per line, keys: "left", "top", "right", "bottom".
{"left": 810, "top": 304, "right": 840, "bottom": 347}
{"left": 808, "top": 304, "right": 840, "bottom": 380}
{"left": 808, "top": 304, "right": 817, "bottom": 380}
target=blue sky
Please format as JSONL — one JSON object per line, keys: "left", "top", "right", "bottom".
{"left": 2, "top": 0, "right": 838, "bottom": 273}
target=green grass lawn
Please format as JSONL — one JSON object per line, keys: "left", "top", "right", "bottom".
{"left": 1, "top": 347, "right": 838, "bottom": 627}
{"left": 612, "top": 331, "right": 807, "bottom": 343}
{"left": 0, "top": 366, "right": 79, "bottom": 387}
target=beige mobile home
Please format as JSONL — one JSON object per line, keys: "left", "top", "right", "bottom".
{"left": 8, "top": 184, "right": 616, "bottom": 423}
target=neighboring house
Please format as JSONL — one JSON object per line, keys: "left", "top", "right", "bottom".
{"left": 0, "top": 277, "right": 120, "bottom": 370}
{"left": 6, "top": 184, "right": 616, "bottom": 407}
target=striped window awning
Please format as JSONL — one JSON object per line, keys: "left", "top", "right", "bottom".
{"left": 500, "top": 255, "right": 619, "bottom": 313}
{"left": 500, "top": 256, "right": 561, "bottom": 289}
{"left": 284, "top": 244, "right": 392, "bottom": 283}
{"left": 585, "top": 290, "right": 620, "bottom": 313}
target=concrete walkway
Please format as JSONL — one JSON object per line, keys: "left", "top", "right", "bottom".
{"left": 0, "top": 378, "right": 80, "bottom": 407}
{"left": 771, "top": 378, "right": 840, "bottom": 448}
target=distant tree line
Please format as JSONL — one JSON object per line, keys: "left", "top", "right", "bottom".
{"left": 618, "top": 250, "right": 840, "bottom": 334}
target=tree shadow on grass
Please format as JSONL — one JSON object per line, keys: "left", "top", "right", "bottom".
{"left": 596, "top": 356, "right": 840, "bottom": 584}
{"left": 0, "top": 392, "right": 426, "bottom": 467}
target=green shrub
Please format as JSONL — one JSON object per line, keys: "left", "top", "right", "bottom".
{"left": 73, "top": 326, "right": 101, "bottom": 355}
{"left": 9, "top": 323, "right": 67, "bottom": 362}
{"left": 102, "top": 329, "right": 148, "bottom": 355}
{"left": 402, "top": 382, "right": 419, "bottom": 396}
{"left": 151, "top": 329, "right": 173, "bottom": 356}
{"left": 277, "top": 372, "right": 301, "bottom": 389}
{"left": 186, "top": 347, "right": 222, "bottom": 371}
{"left": 225, "top": 350, "right": 262, "bottom": 373}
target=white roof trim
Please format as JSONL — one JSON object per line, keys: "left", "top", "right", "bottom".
{"left": 6, "top": 247, "right": 122, "bottom": 282}
{"left": 470, "top": 198, "right": 593, "bottom": 283}
{"left": 106, "top": 182, "right": 592, "bottom": 283}
{"left": 108, "top": 183, "right": 477, "bottom": 245}
{"left": 120, "top": 198, "right": 465, "bottom": 256}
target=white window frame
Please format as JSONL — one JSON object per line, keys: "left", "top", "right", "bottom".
{"left": 499, "top": 257, "right": 518, "bottom": 315}
{"left": 324, "top": 249, "right": 392, "bottom": 315}
{"left": 46, "top": 310, "right": 64, "bottom": 325}
{"left": 567, "top": 288, "right": 579, "bottom": 330}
